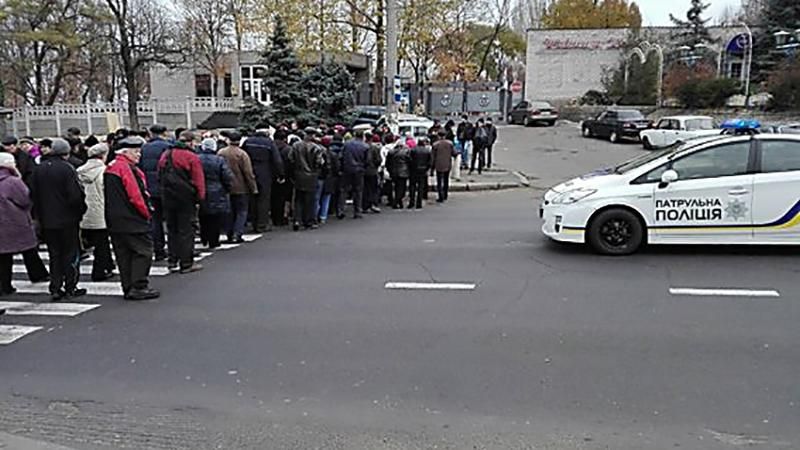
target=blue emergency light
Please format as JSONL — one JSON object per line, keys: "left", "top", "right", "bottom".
{"left": 720, "top": 118, "right": 761, "bottom": 130}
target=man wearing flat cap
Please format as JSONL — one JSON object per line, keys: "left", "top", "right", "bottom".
{"left": 105, "top": 136, "right": 160, "bottom": 300}
{"left": 30, "top": 138, "right": 88, "bottom": 301}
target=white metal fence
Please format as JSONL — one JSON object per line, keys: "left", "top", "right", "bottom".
{"left": 9, "top": 97, "right": 240, "bottom": 137}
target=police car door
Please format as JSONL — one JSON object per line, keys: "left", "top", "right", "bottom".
{"left": 751, "top": 138, "right": 800, "bottom": 243}
{"left": 653, "top": 139, "right": 755, "bottom": 243}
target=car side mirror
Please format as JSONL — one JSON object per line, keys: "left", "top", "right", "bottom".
{"left": 659, "top": 169, "right": 678, "bottom": 188}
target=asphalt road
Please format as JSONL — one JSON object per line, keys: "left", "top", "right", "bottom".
{"left": 0, "top": 124, "right": 798, "bottom": 449}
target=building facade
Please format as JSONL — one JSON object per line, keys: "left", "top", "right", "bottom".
{"left": 150, "top": 50, "right": 371, "bottom": 106}
{"left": 525, "top": 26, "right": 752, "bottom": 102}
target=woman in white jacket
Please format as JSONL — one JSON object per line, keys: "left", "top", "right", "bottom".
{"left": 77, "top": 143, "right": 115, "bottom": 281}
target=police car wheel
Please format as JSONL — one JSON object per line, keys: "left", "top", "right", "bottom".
{"left": 588, "top": 209, "right": 644, "bottom": 255}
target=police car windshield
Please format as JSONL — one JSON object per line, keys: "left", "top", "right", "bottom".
{"left": 613, "top": 139, "right": 712, "bottom": 173}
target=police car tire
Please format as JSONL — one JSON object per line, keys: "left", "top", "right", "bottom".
{"left": 588, "top": 209, "right": 644, "bottom": 256}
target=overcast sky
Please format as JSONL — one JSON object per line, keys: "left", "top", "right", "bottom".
{"left": 637, "top": 0, "right": 741, "bottom": 26}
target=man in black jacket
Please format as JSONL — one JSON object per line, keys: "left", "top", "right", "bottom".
{"left": 139, "top": 124, "right": 172, "bottom": 260}
{"left": 242, "top": 131, "right": 285, "bottom": 232}
{"left": 485, "top": 118, "right": 498, "bottom": 169}
{"left": 408, "top": 137, "right": 433, "bottom": 209}
{"left": 363, "top": 133, "right": 383, "bottom": 214}
{"left": 105, "top": 138, "right": 159, "bottom": 300}
{"left": 30, "top": 138, "right": 88, "bottom": 301}
{"left": 288, "top": 129, "right": 325, "bottom": 230}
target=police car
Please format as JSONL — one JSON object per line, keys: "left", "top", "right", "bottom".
{"left": 540, "top": 125, "right": 800, "bottom": 255}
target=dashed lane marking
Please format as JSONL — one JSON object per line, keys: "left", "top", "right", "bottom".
{"left": 384, "top": 282, "right": 476, "bottom": 291}
{"left": 14, "top": 281, "right": 124, "bottom": 297}
{"left": 0, "top": 325, "right": 43, "bottom": 345}
{"left": 669, "top": 288, "right": 780, "bottom": 298}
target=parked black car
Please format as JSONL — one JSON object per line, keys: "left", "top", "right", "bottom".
{"left": 351, "top": 106, "right": 386, "bottom": 128}
{"left": 581, "top": 109, "right": 651, "bottom": 143}
{"left": 508, "top": 100, "right": 558, "bottom": 126}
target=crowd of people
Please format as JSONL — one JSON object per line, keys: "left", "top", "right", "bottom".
{"left": 0, "top": 115, "right": 498, "bottom": 303}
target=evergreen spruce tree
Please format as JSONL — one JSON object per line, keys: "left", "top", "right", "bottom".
{"left": 752, "top": 0, "right": 800, "bottom": 81}
{"left": 669, "top": 0, "right": 716, "bottom": 48}
{"left": 301, "top": 61, "right": 356, "bottom": 125}
{"left": 239, "top": 97, "right": 273, "bottom": 131}
{"left": 261, "top": 15, "right": 307, "bottom": 124}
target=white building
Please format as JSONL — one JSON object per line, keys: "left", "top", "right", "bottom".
{"left": 525, "top": 26, "right": 753, "bottom": 102}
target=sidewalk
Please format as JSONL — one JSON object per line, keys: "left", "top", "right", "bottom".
{"left": 447, "top": 167, "right": 530, "bottom": 192}
{"left": 0, "top": 432, "right": 76, "bottom": 450}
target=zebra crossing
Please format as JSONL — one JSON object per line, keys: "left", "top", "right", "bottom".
{"left": 0, "top": 233, "right": 262, "bottom": 346}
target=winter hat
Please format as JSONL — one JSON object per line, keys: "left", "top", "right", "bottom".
{"left": 116, "top": 136, "right": 146, "bottom": 153}
{"left": 50, "top": 138, "right": 71, "bottom": 156}
{"left": 87, "top": 143, "right": 109, "bottom": 158}
{"left": 371, "top": 134, "right": 381, "bottom": 143}
{"left": 2, "top": 136, "right": 18, "bottom": 146}
{"left": 201, "top": 138, "right": 217, "bottom": 152}
{"left": 0, "top": 152, "right": 16, "bottom": 169}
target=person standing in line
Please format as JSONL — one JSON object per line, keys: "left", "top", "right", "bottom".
{"left": 139, "top": 124, "right": 172, "bottom": 261}
{"left": 470, "top": 118, "right": 488, "bottom": 175}
{"left": 327, "top": 134, "right": 346, "bottom": 219}
{"left": 1, "top": 136, "right": 48, "bottom": 283}
{"left": 158, "top": 132, "right": 205, "bottom": 274}
{"left": 485, "top": 117, "right": 498, "bottom": 169}
{"left": 408, "top": 136, "right": 433, "bottom": 209}
{"left": 316, "top": 135, "right": 339, "bottom": 225}
{"left": 198, "top": 138, "right": 233, "bottom": 249}
{"left": 288, "top": 129, "right": 326, "bottom": 231}
{"left": 271, "top": 130, "right": 292, "bottom": 227}
{"left": 77, "top": 143, "right": 115, "bottom": 281}
{"left": 218, "top": 131, "right": 258, "bottom": 243}
{"left": 340, "top": 129, "right": 369, "bottom": 219}
{"left": 456, "top": 115, "right": 474, "bottom": 170}
{"left": 379, "top": 133, "right": 396, "bottom": 207}
{"left": 30, "top": 138, "right": 87, "bottom": 301}
{"left": 363, "top": 133, "right": 382, "bottom": 213}
{"left": 104, "top": 137, "right": 159, "bottom": 301}
{"left": 431, "top": 130, "right": 457, "bottom": 203}
{"left": 0, "top": 153, "right": 40, "bottom": 296}
{"left": 386, "top": 142, "right": 411, "bottom": 209}
{"left": 241, "top": 130, "right": 284, "bottom": 232}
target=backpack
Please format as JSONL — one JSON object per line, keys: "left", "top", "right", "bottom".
{"left": 160, "top": 150, "right": 196, "bottom": 201}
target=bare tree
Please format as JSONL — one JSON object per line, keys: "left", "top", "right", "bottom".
{"left": 104, "top": 0, "right": 188, "bottom": 128}
{"left": 180, "top": 0, "right": 235, "bottom": 98}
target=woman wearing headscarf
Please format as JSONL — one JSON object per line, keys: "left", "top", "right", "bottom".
{"left": 0, "top": 153, "right": 40, "bottom": 296}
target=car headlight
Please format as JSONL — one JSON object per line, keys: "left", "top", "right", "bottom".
{"left": 551, "top": 188, "right": 597, "bottom": 204}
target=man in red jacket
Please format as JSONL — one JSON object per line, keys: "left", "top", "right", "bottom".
{"left": 158, "top": 131, "right": 205, "bottom": 274}
{"left": 104, "top": 136, "right": 159, "bottom": 300}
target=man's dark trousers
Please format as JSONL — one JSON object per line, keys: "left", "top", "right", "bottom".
{"left": 344, "top": 172, "right": 364, "bottom": 216}
{"left": 21, "top": 248, "right": 48, "bottom": 281}
{"left": 110, "top": 233, "right": 153, "bottom": 294}
{"left": 408, "top": 174, "right": 428, "bottom": 208}
{"left": 470, "top": 143, "right": 486, "bottom": 173}
{"left": 486, "top": 144, "right": 494, "bottom": 168}
{"left": 294, "top": 189, "right": 316, "bottom": 227}
{"left": 250, "top": 182, "right": 272, "bottom": 231}
{"left": 362, "top": 174, "right": 379, "bottom": 210}
{"left": 164, "top": 202, "right": 195, "bottom": 269}
{"left": 227, "top": 194, "right": 249, "bottom": 239}
{"left": 393, "top": 177, "right": 408, "bottom": 208}
{"left": 82, "top": 228, "right": 114, "bottom": 280}
{"left": 436, "top": 171, "right": 450, "bottom": 202}
{"left": 150, "top": 197, "right": 166, "bottom": 259}
{"left": 42, "top": 226, "right": 80, "bottom": 294}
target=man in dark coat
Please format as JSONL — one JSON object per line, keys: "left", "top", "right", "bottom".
{"left": 139, "top": 124, "right": 172, "bottom": 260}
{"left": 242, "top": 130, "right": 284, "bottom": 232}
{"left": 219, "top": 131, "right": 258, "bottom": 243}
{"left": 470, "top": 118, "right": 488, "bottom": 175}
{"left": 30, "top": 138, "right": 88, "bottom": 301}
{"left": 431, "top": 130, "right": 458, "bottom": 202}
{"left": 363, "top": 133, "right": 383, "bottom": 214}
{"left": 485, "top": 118, "right": 498, "bottom": 169}
{"left": 288, "top": 129, "right": 325, "bottom": 230}
{"left": 340, "top": 129, "right": 368, "bottom": 219}
{"left": 270, "top": 130, "right": 293, "bottom": 227}
{"left": 386, "top": 143, "right": 411, "bottom": 209}
{"left": 456, "top": 115, "right": 474, "bottom": 170}
{"left": 198, "top": 138, "right": 233, "bottom": 249}
{"left": 105, "top": 137, "right": 159, "bottom": 300}
{"left": 158, "top": 131, "right": 206, "bottom": 274}
{"left": 408, "top": 137, "right": 433, "bottom": 209}
{"left": 327, "top": 134, "right": 346, "bottom": 219}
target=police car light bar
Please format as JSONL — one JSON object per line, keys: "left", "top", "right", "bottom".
{"left": 720, "top": 118, "right": 761, "bottom": 130}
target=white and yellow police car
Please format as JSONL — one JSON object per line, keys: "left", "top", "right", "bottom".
{"left": 540, "top": 131, "right": 800, "bottom": 255}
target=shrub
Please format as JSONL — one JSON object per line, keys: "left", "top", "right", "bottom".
{"left": 676, "top": 78, "right": 740, "bottom": 109}
{"left": 767, "top": 59, "right": 800, "bottom": 111}
{"left": 580, "top": 90, "right": 612, "bottom": 105}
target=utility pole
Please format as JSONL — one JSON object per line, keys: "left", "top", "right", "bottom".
{"left": 386, "top": 0, "right": 399, "bottom": 126}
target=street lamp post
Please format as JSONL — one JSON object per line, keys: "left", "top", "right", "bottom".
{"left": 739, "top": 22, "right": 753, "bottom": 108}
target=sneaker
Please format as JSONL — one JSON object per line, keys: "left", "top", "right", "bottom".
{"left": 370, "top": 206, "right": 381, "bottom": 213}
{"left": 292, "top": 223, "right": 300, "bottom": 232}
{"left": 179, "top": 263, "right": 204, "bottom": 274}
{"left": 66, "top": 288, "right": 87, "bottom": 298}
{"left": 233, "top": 236, "right": 245, "bottom": 244}
{"left": 168, "top": 263, "right": 180, "bottom": 273}
{"left": 50, "top": 289, "right": 67, "bottom": 302}
{"left": 125, "top": 288, "right": 160, "bottom": 301}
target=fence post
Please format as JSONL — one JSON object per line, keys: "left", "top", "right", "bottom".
{"left": 24, "top": 106, "right": 31, "bottom": 136}
{"left": 151, "top": 100, "right": 158, "bottom": 125}
{"left": 118, "top": 102, "right": 125, "bottom": 129}
{"left": 86, "top": 106, "right": 93, "bottom": 136}
{"left": 55, "top": 105, "right": 62, "bottom": 137}
{"left": 185, "top": 97, "right": 192, "bottom": 128}
{"left": 12, "top": 110, "right": 19, "bottom": 136}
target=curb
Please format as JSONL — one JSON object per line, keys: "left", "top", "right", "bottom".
{"left": 449, "top": 181, "right": 521, "bottom": 192}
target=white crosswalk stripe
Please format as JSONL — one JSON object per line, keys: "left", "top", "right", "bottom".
{"left": 2, "top": 233, "right": 262, "bottom": 346}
